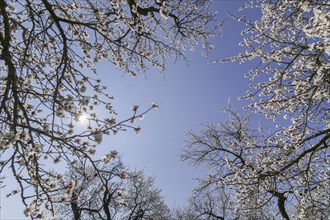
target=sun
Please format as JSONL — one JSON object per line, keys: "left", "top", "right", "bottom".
{"left": 78, "top": 113, "right": 88, "bottom": 123}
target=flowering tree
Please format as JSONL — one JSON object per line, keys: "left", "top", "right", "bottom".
{"left": 182, "top": 106, "right": 330, "bottom": 219}
{"left": 183, "top": 1, "right": 330, "bottom": 219}
{"left": 121, "top": 170, "right": 171, "bottom": 220}
{"left": 172, "top": 185, "right": 239, "bottom": 220}
{"left": 0, "top": 0, "right": 218, "bottom": 218}
{"left": 49, "top": 158, "right": 170, "bottom": 220}
{"left": 182, "top": 107, "right": 278, "bottom": 219}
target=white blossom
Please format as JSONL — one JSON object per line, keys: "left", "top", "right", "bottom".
{"left": 93, "top": 133, "right": 103, "bottom": 144}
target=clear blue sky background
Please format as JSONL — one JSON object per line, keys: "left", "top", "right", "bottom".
{"left": 0, "top": 1, "right": 261, "bottom": 219}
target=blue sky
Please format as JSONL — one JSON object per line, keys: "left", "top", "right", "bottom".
{"left": 96, "top": 0, "right": 255, "bottom": 210}
{"left": 0, "top": 1, "right": 261, "bottom": 219}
